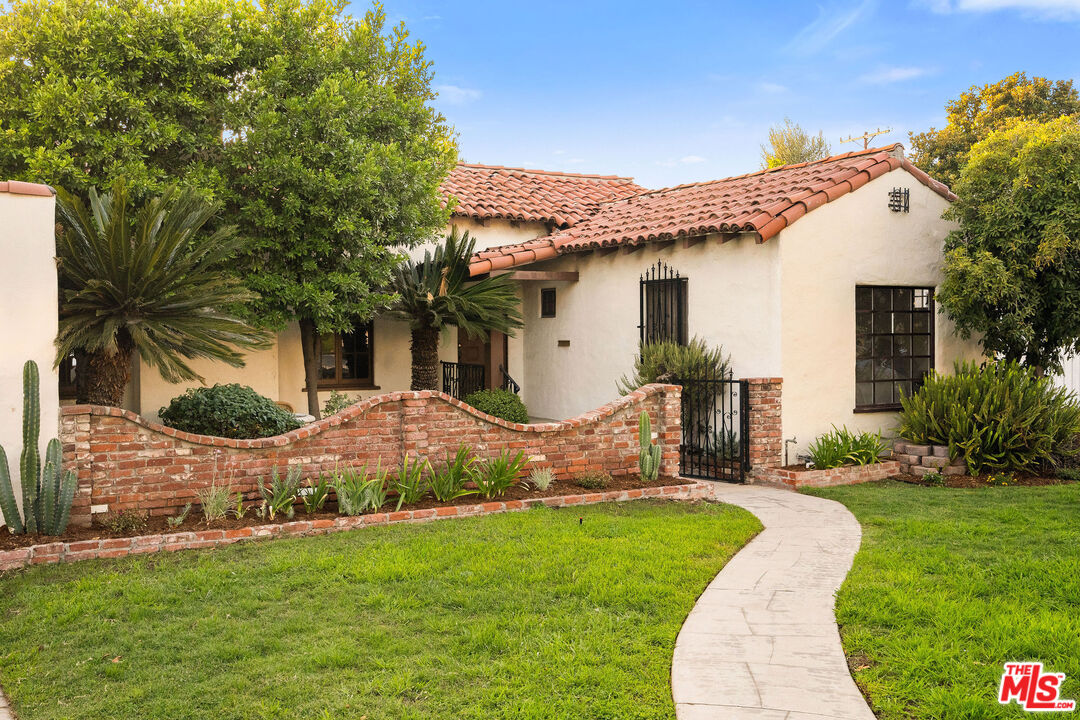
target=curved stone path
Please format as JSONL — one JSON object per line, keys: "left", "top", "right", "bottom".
{"left": 672, "top": 483, "right": 875, "bottom": 720}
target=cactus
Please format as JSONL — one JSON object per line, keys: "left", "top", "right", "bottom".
{"left": 638, "top": 411, "right": 662, "bottom": 482}
{"left": 0, "top": 360, "right": 77, "bottom": 536}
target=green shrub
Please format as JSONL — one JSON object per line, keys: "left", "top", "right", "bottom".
{"left": 393, "top": 455, "right": 430, "bottom": 510}
{"left": 429, "top": 445, "right": 477, "bottom": 502}
{"left": 807, "top": 426, "right": 887, "bottom": 469}
{"left": 332, "top": 463, "right": 389, "bottom": 516}
{"left": 898, "top": 361, "right": 1080, "bottom": 474}
{"left": 922, "top": 471, "right": 945, "bottom": 486}
{"left": 576, "top": 471, "right": 611, "bottom": 490}
{"left": 527, "top": 467, "right": 554, "bottom": 491}
{"left": 100, "top": 509, "right": 147, "bottom": 534}
{"left": 195, "top": 481, "right": 232, "bottom": 524}
{"left": 617, "top": 337, "right": 729, "bottom": 393}
{"left": 159, "top": 384, "right": 301, "bottom": 439}
{"left": 1057, "top": 467, "right": 1080, "bottom": 482}
{"left": 463, "top": 389, "right": 529, "bottom": 424}
{"left": 258, "top": 466, "right": 301, "bottom": 520}
{"left": 322, "top": 390, "right": 356, "bottom": 417}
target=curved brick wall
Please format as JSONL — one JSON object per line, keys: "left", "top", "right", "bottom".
{"left": 60, "top": 385, "right": 681, "bottom": 526}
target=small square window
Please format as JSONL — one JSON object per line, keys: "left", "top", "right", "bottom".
{"left": 540, "top": 288, "right": 556, "bottom": 318}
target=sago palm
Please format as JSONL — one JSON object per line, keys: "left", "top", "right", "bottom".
{"left": 55, "top": 182, "right": 271, "bottom": 406}
{"left": 389, "top": 227, "right": 523, "bottom": 390}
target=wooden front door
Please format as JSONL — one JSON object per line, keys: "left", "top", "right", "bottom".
{"left": 458, "top": 332, "right": 490, "bottom": 395}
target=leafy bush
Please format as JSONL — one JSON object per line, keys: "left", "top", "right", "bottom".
{"left": 302, "top": 476, "right": 331, "bottom": 513}
{"left": 100, "top": 509, "right": 147, "bottom": 534}
{"left": 922, "top": 471, "right": 945, "bottom": 486}
{"left": 166, "top": 502, "right": 192, "bottom": 529}
{"left": 807, "top": 427, "right": 887, "bottom": 469}
{"left": 159, "top": 384, "right": 301, "bottom": 439}
{"left": 429, "top": 446, "right": 477, "bottom": 502}
{"left": 471, "top": 450, "right": 528, "bottom": 499}
{"left": 617, "top": 337, "right": 729, "bottom": 393}
{"left": 576, "top": 471, "right": 611, "bottom": 490}
{"left": 322, "top": 390, "right": 356, "bottom": 417}
{"left": 1057, "top": 467, "right": 1080, "bottom": 482}
{"left": 899, "top": 361, "right": 1080, "bottom": 474}
{"left": 463, "top": 389, "right": 529, "bottom": 424}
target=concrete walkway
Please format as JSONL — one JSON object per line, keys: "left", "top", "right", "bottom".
{"left": 672, "top": 483, "right": 875, "bottom": 720}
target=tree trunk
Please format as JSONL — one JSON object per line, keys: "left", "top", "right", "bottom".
{"left": 410, "top": 324, "right": 441, "bottom": 390}
{"left": 299, "top": 318, "right": 322, "bottom": 419}
{"left": 81, "top": 333, "right": 133, "bottom": 407}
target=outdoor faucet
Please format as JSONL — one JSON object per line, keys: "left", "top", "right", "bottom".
{"left": 784, "top": 437, "right": 798, "bottom": 467}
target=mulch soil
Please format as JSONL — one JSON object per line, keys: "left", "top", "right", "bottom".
{"left": 0, "top": 473, "right": 681, "bottom": 551}
{"left": 893, "top": 472, "right": 1075, "bottom": 488}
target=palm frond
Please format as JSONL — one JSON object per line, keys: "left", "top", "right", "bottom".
{"left": 54, "top": 181, "right": 271, "bottom": 383}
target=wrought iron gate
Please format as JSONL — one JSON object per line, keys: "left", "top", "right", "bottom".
{"left": 673, "top": 369, "right": 749, "bottom": 482}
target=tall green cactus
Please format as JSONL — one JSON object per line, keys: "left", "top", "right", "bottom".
{"left": 0, "top": 360, "right": 76, "bottom": 536}
{"left": 638, "top": 411, "right": 662, "bottom": 483}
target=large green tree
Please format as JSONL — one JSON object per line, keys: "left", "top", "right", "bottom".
{"left": 226, "top": 1, "right": 456, "bottom": 417}
{"left": 759, "top": 118, "right": 831, "bottom": 169}
{"left": 937, "top": 116, "right": 1080, "bottom": 374}
{"left": 909, "top": 72, "right": 1080, "bottom": 189}
{"left": 55, "top": 183, "right": 269, "bottom": 406}
{"left": 389, "top": 229, "right": 523, "bottom": 391}
{"left": 0, "top": 0, "right": 256, "bottom": 199}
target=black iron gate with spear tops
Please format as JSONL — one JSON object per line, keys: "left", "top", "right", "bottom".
{"left": 673, "top": 368, "right": 749, "bottom": 482}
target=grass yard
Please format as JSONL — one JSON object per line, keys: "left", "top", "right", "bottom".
{"left": 0, "top": 500, "right": 759, "bottom": 720}
{"left": 807, "top": 480, "right": 1080, "bottom": 719}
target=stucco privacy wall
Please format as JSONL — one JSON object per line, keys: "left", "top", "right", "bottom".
{"left": 0, "top": 184, "right": 58, "bottom": 522}
{"left": 520, "top": 234, "right": 782, "bottom": 421}
{"left": 60, "top": 384, "right": 680, "bottom": 526}
{"left": 778, "top": 168, "right": 982, "bottom": 458}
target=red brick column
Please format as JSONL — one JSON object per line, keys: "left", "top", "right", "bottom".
{"left": 658, "top": 384, "right": 682, "bottom": 479}
{"left": 745, "top": 378, "right": 783, "bottom": 470}
{"left": 60, "top": 408, "right": 94, "bottom": 527}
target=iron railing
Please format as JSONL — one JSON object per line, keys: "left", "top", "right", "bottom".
{"left": 499, "top": 364, "right": 520, "bottom": 394}
{"left": 672, "top": 367, "right": 749, "bottom": 482}
{"left": 441, "top": 361, "right": 485, "bottom": 399}
{"left": 639, "top": 259, "right": 688, "bottom": 346}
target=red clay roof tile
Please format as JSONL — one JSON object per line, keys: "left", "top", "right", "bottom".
{"left": 0, "top": 180, "right": 53, "bottom": 197}
{"left": 443, "top": 163, "right": 645, "bottom": 228}
{"left": 466, "top": 145, "right": 956, "bottom": 276}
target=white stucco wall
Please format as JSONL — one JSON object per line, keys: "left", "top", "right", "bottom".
{"left": 0, "top": 190, "right": 59, "bottom": 513}
{"left": 777, "top": 169, "right": 982, "bottom": 459}
{"left": 520, "top": 234, "right": 782, "bottom": 420}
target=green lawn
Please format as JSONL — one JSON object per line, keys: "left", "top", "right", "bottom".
{"left": 807, "top": 480, "right": 1080, "bottom": 719}
{"left": 0, "top": 500, "right": 759, "bottom": 720}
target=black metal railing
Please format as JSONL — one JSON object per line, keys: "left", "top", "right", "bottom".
{"left": 499, "top": 364, "right": 520, "bottom": 394}
{"left": 442, "top": 361, "right": 485, "bottom": 399}
{"left": 672, "top": 367, "right": 749, "bottom": 482}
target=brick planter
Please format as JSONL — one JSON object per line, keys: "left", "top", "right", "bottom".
{"left": 750, "top": 461, "right": 899, "bottom": 489}
{"left": 893, "top": 441, "right": 967, "bottom": 476}
{"left": 0, "top": 481, "right": 708, "bottom": 573}
{"left": 59, "top": 385, "right": 682, "bottom": 527}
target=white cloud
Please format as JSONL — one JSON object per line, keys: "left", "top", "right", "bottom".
{"left": 858, "top": 66, "right": 934, "bottom": 84}
{"left": 786, "top": 0, "right": 876, "bottom": 55}
{"left": 436, "top": 84, "right": 482, "bottom": 105}
{"left": 921, "top": 0, "right": 1080, "bottom": 18}
{"left": 680, "top": 155, "right": 707, "bottom": 164}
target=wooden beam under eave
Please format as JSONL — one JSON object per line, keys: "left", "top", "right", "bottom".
{"left": 683, "top": 236, "right": 705, "bottom": 249}
{"left": 623, "top": 243, "right": 646, "bottom": 254}
{"left": 653, "top": 239, "right": 675, "bottom": 252}
{"left": 491, "top": 270, "right": 579, "bottom": 282}
{"left": 596, "top": 246, "right": 620, "bottom": 257}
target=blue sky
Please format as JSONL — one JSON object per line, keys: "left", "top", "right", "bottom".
{"left": 370, "top": 0, "right": 1080, "bottom": 189}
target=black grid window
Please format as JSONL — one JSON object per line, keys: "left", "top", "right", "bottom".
{"left": 639, "top": 261, "right": 688, "bottom": 345}
{"left": 540, "top": 288, "right": 556, "bottom": 318}
{"left": 855, "top": 286, "right": 934, "bottom": 411}
{"left": 318, "top": 323, "right": 375, "bottom": 388}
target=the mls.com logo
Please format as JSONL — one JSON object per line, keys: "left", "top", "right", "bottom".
{"left": 999, "top": 662, "right": 1076, "bottom": 712}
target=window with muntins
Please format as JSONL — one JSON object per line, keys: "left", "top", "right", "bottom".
{"left": 318, "top": 323, "right": 375, "bottom": 388}
{"left": 855, "top": 286, "right": 934, "bottom": 411}
{"left": 639, "top": 261, "right": 688, "bottom": 345}
{"left": 540, "top": 288, "right": 556, "bottom": 318}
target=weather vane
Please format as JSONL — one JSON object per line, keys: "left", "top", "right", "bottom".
{"left": 839, "top": 127, "right": 893, "bottom": 150}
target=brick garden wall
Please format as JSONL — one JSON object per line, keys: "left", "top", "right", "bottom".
{"left": 60, "top": 384, "right": 681, "bottom": 527}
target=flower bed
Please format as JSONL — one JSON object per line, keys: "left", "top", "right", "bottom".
{"left": 0, "top": 481, "right": 707, "bottom": 572}
{"left": 751, "top": 461, "right": 900, "bottom": 489}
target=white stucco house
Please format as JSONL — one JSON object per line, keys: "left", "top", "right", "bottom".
{"left": 96, "top": 143, "right": 981, "bottom": 469}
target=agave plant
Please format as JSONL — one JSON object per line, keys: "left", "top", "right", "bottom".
{"left": 54, "top": 182, "right": 270, "bottom": 406}
{"left": 388, "top": 227, "right": 523, "bottom": 390}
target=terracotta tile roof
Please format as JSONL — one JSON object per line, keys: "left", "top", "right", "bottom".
{"left": 0, "top": 180, "right": 53, "bottom": 197}
{"left": 444, "top": 163, "right": 645, "bottom": 228}
{"left": 468, "top": 145, "right": 955, "bottom": 276}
